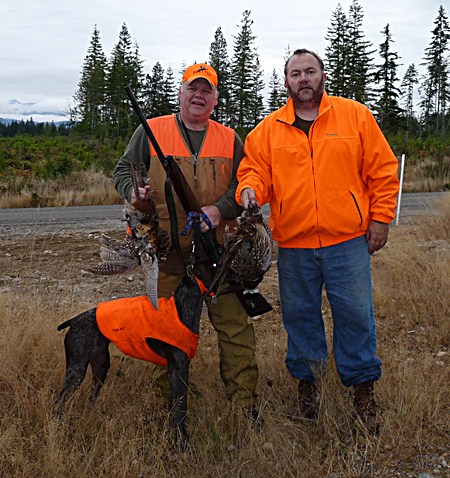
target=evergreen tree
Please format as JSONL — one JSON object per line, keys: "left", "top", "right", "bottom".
{"left": 24, "top": 118, "right": 36, "bottom": 135}
{"left": 249, "top": 56, "right": 265, "bottom": 124}
{"left": 344, "top": 0, "right": 375, "bottom": 103}
{"left": 266, "top": 69, "right": 285, "bottom": 113}
{"left": 325, "top": 4, "right": 349, "bottom": 97}
{"left": 142, "top": 73, "right": 153, "bottom": 115}
{"left": 73, "top": 25, "right": 107, "bottom": 134}
{"left": 400, "top": 63, "right": 419, "bottom": 134}
{"left": 161, "top": 66, "right": 178, "bottom": 115}
{"left": 279, "top": 45, "right": 292, "bottom": 103}
{"left": 10, "top": 121, "right": 20, "bottom": 137}
{"left": 105, "top": 23, "right": 144, "bottom": 137}
{"left": 178, "top": 61, "right": 187, "bottom": 88}
{"left": 229, "top": 10, "right": 264, "bottom": 136}
{"left": 57, "top": 122, "right": 71, "bottom": 136}
{"left": 209, "top": 27, "right": 232, "bottom": 124}
{"left": 143, "top": 62, "right": 166, "bottom": 118}
{"left": 283, "top": 45, "right": 292, "bottom": 65}
{"left": 373, "top": 24, "right": 402, "bottom": 133}
{"left": 419, "top": 5, "right": 450, "bottom": 136}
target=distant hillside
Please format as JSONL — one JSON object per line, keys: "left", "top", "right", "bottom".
{"left": 0, "top": 117, "right": 69, "bottom": 126}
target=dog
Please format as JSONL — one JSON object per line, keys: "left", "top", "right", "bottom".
{"left": 54, "top": 169, "right": 272, "bottom": 444}
{"left": 53, "top": 274, "right": 205, "bottom": 444}
{"left": 54, "top": 166, "right": 207, "bottom": 444}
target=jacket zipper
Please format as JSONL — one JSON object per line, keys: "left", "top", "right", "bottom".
{"left": 308, "top": 122, "right": 321, "bottom": 247}
{"left": 192, "top": 153, "right": 198, "bottom": 184}
{"left": 178, "top": 114, "right": 205, "bottom": 188}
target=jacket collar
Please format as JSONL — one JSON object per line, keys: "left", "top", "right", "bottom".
{"left": 278, "top": 91, "right": 332, "bottom": 124}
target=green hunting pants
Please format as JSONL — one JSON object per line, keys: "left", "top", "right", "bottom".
{"left": 152, "top": 271, "right": 258, "bottom": 407}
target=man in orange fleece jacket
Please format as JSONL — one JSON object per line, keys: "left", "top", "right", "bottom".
{"left": 237, "top": 49, "right": 400, "bottom": 432}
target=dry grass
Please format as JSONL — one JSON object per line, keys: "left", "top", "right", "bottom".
{"left": 401, "top": 155, "right": 450, "bottom": 193}
{"left": 0, "top": 152, "right": 448, "bottom": 210}
{"left": 0, "top": 170, "right": 122, "bottom": 208}
{"left": 0, "top": 203, "right": 448, "bottom": 477}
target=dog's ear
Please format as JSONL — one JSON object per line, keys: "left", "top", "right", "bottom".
{"left": 173, "top": 276, "right": 203, "bottom": 335}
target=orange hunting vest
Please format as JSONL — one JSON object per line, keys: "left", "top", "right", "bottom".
{"left": 96, "top": 294, "right": 200, "bottom": 366}
{"left": 147, "top": 115, "right": 237, "bottom": 257}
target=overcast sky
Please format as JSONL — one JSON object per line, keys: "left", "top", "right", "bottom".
{"left": 0, "top": 0, "right": 445, "bottom": 122}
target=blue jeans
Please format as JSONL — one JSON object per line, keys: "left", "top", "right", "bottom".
{"left": 278, "top": 235, "right": 381, "bottom": 387}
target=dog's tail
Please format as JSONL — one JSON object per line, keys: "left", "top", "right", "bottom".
{"left": 57, "top": 308, "right": 97, "bottom": 331}
{"left": 57, "top": 318, "right": 73, "bottom": 331}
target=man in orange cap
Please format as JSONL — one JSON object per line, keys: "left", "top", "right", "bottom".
{"left": 113, "top": 62, "right": 261, "bottom": 423}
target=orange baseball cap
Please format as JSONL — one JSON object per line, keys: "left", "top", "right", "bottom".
{"left": 182, "top": 63, "right": 218, "bottom": 88}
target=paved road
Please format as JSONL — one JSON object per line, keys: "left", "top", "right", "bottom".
{"left": 0, "top": 192, "right": 448, "bottom": 237}
{"left": 0, "top": 204, "right": 126, "bottom": 237}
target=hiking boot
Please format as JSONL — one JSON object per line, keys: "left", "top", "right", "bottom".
{"left": 297, "top": 380, "right": 319, "bottom": 420}
{"left": 353, "top": 380, "right": 378, "bottom": 434}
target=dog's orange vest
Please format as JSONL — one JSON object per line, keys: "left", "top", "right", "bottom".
{"left": 96, "top": 295, "right": 200, "bottom": 366}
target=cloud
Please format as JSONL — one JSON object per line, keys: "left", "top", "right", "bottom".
{"left": 0, "top": 0, "right": 444, "bottom": 123}
{"left": 0, "top": 97, "right": 70, "bottom": 122}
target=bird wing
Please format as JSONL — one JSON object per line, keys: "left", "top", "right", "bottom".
{"left": 88, "top": 259, "right": 139, "bottom": 275}
{"left": 209, "top": 235, "right": 247, "bottom": 292}
{"left": 88, "top": 234, "right": 140, "bottom": 275}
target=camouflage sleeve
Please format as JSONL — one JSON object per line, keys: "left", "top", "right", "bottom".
{"left": 113, "top": 125, "right": 150, "bottom": 202}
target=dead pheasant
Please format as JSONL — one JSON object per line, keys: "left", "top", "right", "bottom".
{"left": 89, "top": 164, "right": 169, "bottom": 308}
{"left": 210, "top": 202, "right": 273, "bottom": 296}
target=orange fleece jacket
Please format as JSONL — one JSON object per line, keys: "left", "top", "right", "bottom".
{"left": 237, "top": 92, "right": 400, "bottom": 249}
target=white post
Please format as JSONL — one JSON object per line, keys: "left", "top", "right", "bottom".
{"left": 395, "top": 153, "right": 405, "bottom": 226}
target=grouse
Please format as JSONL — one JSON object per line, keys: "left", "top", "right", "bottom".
{"left": 210, "top": 202, "right": 273, "bottom": 295}
{"left": 89, "top": 164, "right": 169, "bottom": 308}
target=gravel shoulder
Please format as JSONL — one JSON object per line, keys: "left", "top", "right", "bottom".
{"left": 1, "top": 192, "right": 447, "bottom": 307}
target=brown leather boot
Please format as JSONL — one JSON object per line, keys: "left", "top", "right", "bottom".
{"left": 353, "top": 380, "right": 378, "bottom": 433}
{"left": 297, "top": 380, "right": 319, "bottom": 420}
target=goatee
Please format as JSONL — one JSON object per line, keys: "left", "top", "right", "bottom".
{"left": 288, "top": 78, "right": 325, "bottom": 108}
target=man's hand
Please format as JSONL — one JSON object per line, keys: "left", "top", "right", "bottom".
{"left": 240, "top": 187, "right": 257, "bottom": 209}
{"left": 366, "top": 220, "right": 389, "bottom": 254}
{"left": 200, "top": 205, "right": 222, "bottom": 232}
{"left": 131, "top": 184, "right": 150, "bottom": 203}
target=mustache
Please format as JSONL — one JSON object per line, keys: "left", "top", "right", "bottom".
{"left": 287, "top": 79, "right": 325, "bottom": 105}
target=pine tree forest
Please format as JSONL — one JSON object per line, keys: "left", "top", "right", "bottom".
{"left": 1, "top": 3, "right": 449, "bottom": 187}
